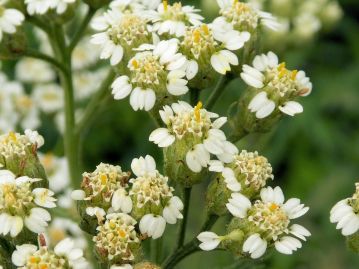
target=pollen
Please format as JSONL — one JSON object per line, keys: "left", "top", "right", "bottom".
{"left": 269, "top": 203, "right": 279, "bottom": 211}
{"left": 118, "top": 229, "right": 127, "bottom": 238}
{"left": 8, "top": 132, "right": 17, "bottom": 142}
{"left": 194, "top": 101, "right": 203, "bottom": 123}
{"left": 201, "top": 24, "right": 209, "bottom": 35}
{"left": 100, "top": 174, "right": 108, "bottom": 185}
{"left": 29, "top": 256, "right": 40, "bottom": 263}
{"left": 193, "top": 29, "right": 201, "bottom": 43}
{"left": 132, "top": 59, "right": 139, "bottom": 69}
{"left": 39, "top": 264, "right": 49, "bottom": 269}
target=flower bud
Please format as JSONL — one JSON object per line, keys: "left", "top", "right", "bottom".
{"left": 94, "top": 213, "right": 142, "bottom": 265}
{"left": 72, "top": 163, "right": 131, "bottom": 234}
{"left": 206, "top": 150, "right": 273, "bottom": 216}
{"left": 0, "top": 130, "right": 47, "bottom": 187}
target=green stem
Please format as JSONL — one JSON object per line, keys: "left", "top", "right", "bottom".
{"left": 228, "top": 128, "right": 249, "bottom": 143}
{"left": 205, "top": 75, "right": 231, "bottom": 110}
{"left": 52, "top": 24, "right": 81, "bottom": 187}
{"left": 163, "top": 214, "right": 219, "bottom": 269}
{"left": 177, "top": 187, "right": 192, "bottom": 248}
{"left": 75, "top": 69, "right": 116, "bottom": 135}
{"left": 24, "top": 49, "right": 67, "bottom": 72}
{"left": 69, "top": 7, "right": 96, "bottom": 52}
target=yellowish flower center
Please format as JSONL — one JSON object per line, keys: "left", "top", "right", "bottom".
{"left": 194, "top": 101, "right": 202, "bottom": 123}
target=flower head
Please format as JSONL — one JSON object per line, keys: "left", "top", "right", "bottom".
{"left": 145, "top": 1, "right": 204, "bottom": 37}
{"left": 210, "top": 150, "right": 273, "bottom": 195}
{"left": 94, "top": 213, "right": 141, "bottom": 263}
{"left": 225, "top": 186, "right": 310, "bottom": 258}
{"left": 12, "top": 237, "right": 88, "bottom": 268}
{"left": 32, "top": 84, "right": 64, "bottom": 114}
{"left": 330, "top": 183, "right": 359, "bottom": 236}
{"left": 129, "top": 155, "right": 183, "bottom": 239}
{"left": 72, "top": 163, "right": 131, "bottom": 212}
{"left": 180, "top": 21, "right": 249, "bottom": 77}
{"left": 111, "top": 39, "right": 189, "bottom": 111}
{"left": 91, "top": 8, "right": 153, "bottom": 66}
{"left": 216, "top": 0, "right": 278, "bottom": 32}
{"left": 0, "top": 130, "right": 44, "bottom": 161}
{"left": 150, "top": 101, "right": 238, "bottom": 173}
{"left": 0, "top": 170, "right": 56, "bottom": 237}
{"left": 241, "top": 51, "right": 312, "bottom": 118}
{"left": 0, "top": 2, "right": 24, "bottom": 42}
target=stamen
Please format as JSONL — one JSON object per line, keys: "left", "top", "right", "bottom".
{"left": 163, "top": 0, "right": 168, "bottom": 11}
{"left": 193, "top": 29, "right": 201, "bottom": 43}
{"left": 194, "top": 101, "right": 203, "bottom": 123}
{"left": 277, "top": 62, "right": 286, "bottom": 72}
{"left": 291, "top": 70, "right": 298, "bottom": 81}
{"left": 132, "top": 59, "right": 139, "bottom": 69}
{"left": 201, "top": 24, "right": 209, "bottom": 35}
{"left": 269, "top": 203, "right": 279, "bottom": 211}
{"left": 8, "top": 132, "right": 17, "bottom": 142}
{"left": 100, "top": 174, "right": 108, "bottom": 185}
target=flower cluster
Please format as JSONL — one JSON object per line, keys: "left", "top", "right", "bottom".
{"left": 0, "top": 169, "right": 56, "bottom": 237}
{"left": 199, "top": 186, "right": 310, "bottom": 258}
{"left": 330, "top": 182, "right": 359, "bottom": 236}
{"left": 11, "top": 236, "right": 89, "bottom": 268}
{"left": 150, "top": 101, "right": 237, "bottom": 177}
{"left": 206, "top": 150, "right": 273, "bottom": 215}
{"left": 25, "top": 0, "right": 76, "bottom": 15}
{"left": 241, "top": 51, "right": 312, "bottom": 118}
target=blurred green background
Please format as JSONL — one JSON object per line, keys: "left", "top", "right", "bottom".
{"left": 79, "top": 0, "right": 359, "bottom": 268}
{"left": 2, "top": 0, "right": 359, "bottom": 268}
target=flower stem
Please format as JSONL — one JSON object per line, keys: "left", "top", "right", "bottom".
{"left": 177, "top": 187, "right": 192, "bottom": 248}
{"left": 23, "top": 49, "right": 67, "bottom": 73}
{"left": 69, "top": 6, "right": 96, "bottom": 52}
{"left": 51, "top": 24, "right": 82, "bottom": 187}
{"left": 190, "top": 88, "right": 200, "bottom": 106}
{"left": 205, "top": 75, "right": 232, "bottom": 110}
{"left": 163, "top": 214, "right": 219, "bottom": 269}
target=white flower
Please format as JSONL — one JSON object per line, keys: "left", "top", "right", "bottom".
{"left": 32, "top": 84, "right": 64, "bottom": 114}
{"left": 226, "top": 186, "right": 310, "bottom": 258}
{"left": 111, "top": 39, "right": 189, "bottom": 111}
{"left": 139, "top": 214, "right": 166, "bottom": 239}
{"left": 216, "top": 0, "right": 279, "bottom": 32}
{"left": 162, "top": 196, "right": 184, "bottom": 224}
{"left": 111, "top": 188, "right": 133, "bottom": 213}
{"left": 330, "top": 183, "right": 359, "bottom": 236}
{"left": 32, "top": 188, "right": 57, "bottom": 208}
{"left": 144, "top": 1, "right": 204, "bottom": 37}
{"left": 0, "top": 170, "right": 55, "bottom": 236}
{"left": 74, "top": 69, "right": 108, "bottom": 101}
{"left": 241, "top": 51, "right": 312, "bottom": 118}
{"left": 150, "top": 101, "right": 238, "bottom": 172}
{"left": 94, "top": 213, "right": 140, "bottom": 262}
{"left": 25, "top": 129, "right": 44, "bottom": 148}
{"left": 0, "top": 3, "right": 24, "bottom": 42}
{"left": 111, "top": 265, "right": 133, "bottom": 269}
{"left": 242, "top": 233, "right": 267, "bottom": 259}
{"left": 197, "top": 231, "right": 222, "bottom": 251}
{"left": 15, "top": 57, "right": 56, "bottom": 83}
{"left": 180, "top": 20, "right": 249, "bottom": 76}
{"left": 86, "top": 207, "right": 106, "bottom": 223}
{"left": 12, "top": 238, "right": 89, "bottom": 268}
{"left": 72, "top": 36, "right": 101, "bottom": 70}
{"left": 91, "top": 8, "right": 152, "bottom": 66}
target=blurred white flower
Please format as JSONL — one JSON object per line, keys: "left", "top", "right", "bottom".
{"left": 15, "top": 58, "right": 56, "bottom": 83}
{"left": 32, "top": 84, "right": 64, "bottom": 114}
